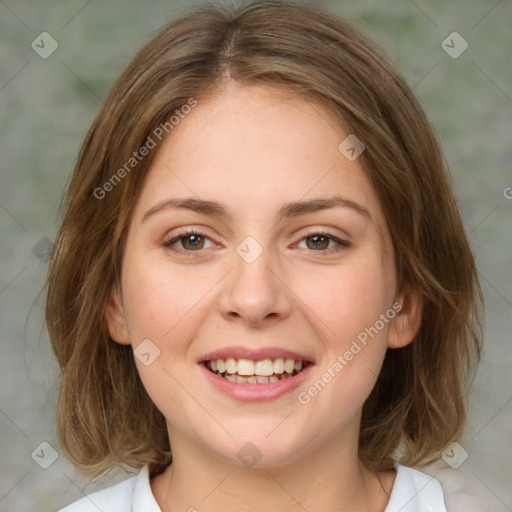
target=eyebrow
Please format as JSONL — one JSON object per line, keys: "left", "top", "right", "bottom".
{"left": 141, "top": 194, "right": 372, "bottom": 224}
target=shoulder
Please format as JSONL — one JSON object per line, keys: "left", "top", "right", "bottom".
{"left": 385, "top": 464, "right": 447, "bottom": 512}
{"left": 56, "top": 465, "right": 161, "bottom": 512}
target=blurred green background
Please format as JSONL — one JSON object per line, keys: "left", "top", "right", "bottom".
{"left": 0, "top": 0, "right": 510, "bottom": 510}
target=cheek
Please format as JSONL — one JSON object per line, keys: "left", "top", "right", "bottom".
{"left": 294, "top": 253, "right": 393, "bottom": 404}
{"left": 299, "top": 256, "right": 392, "bottom": 341}
{"left": 122, "top": 255, "right": 213, "bottom": 340}
{"left": 120, "top": 258, "right": 211, "bottom": 415}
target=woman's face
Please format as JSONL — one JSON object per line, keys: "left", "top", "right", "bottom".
{"left": 106, "top": 82, "right": 419, "bottom": 468}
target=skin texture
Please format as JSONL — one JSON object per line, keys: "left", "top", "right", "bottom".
{"left": 106, "top": 82, "right": 421, "bottom": 511}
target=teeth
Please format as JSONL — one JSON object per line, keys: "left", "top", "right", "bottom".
{"left": 284, "top": 358, "right": 295, "bottom": 373}
{"left": 237, "top": 358, "right": 255, "bottom": 375}
{"left": 225, "top": 357, "right": 237, "bottom": 374}
{"left": 273, "top": 358, "right": 285, "bottom": 374}
{"left": 208, "top": 357, "right": 306, "bottom": 377}
{"left": 205, "top": 357, "right": 309, "bottom": 384}
{"left": 254, "top": 359, "right": 274, "bottom": 376}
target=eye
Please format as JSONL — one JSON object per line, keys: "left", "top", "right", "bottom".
{"left": 294, "top": 229, "right": 351, "bottom": 255}
{"left": 162, "top": 228, "right": 350, "bottom": 257}
{"left": 162, "top": 229, "right": 215, "bottom": 255}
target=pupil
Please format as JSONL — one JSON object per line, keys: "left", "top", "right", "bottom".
{"left": 185, "top": 234, "right": 202, "bottom": 249}
{"left": 309, "top": 235, "right": 327, "bottom": 249}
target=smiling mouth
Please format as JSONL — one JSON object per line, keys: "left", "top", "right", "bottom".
{"left": 203, "top": 358, "right": 311, "bottom": 384}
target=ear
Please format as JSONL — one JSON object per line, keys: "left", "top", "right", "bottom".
{"left": 105, "top": 283, "right": 131, "bottom": 345}
{"left": 387, "top": 286, "right": 422, "bottom": 349}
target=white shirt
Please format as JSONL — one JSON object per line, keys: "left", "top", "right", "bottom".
{"left": 57, "top": 463, "right": 447, "bottom": 511}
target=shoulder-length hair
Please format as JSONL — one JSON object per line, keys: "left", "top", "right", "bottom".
{"left": 45, "top": 0, "right": 483, "bottom": 481}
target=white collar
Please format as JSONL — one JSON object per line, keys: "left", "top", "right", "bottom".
{"left": 131, "top": 462, "right": 446, "bottom": 512}
{"left": 132, "top": 465, "right": 162, "bottom": 512}
{"left": 384, "top": 463, "right": 447, "bottom": 511}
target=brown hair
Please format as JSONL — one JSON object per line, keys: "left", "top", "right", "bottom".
{"left": 45, "top": 0, "right": 483, "bottom": 481}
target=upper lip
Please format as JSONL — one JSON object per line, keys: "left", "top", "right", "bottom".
{"left": 198, "top": 346, "right": 315, "bottom": 364}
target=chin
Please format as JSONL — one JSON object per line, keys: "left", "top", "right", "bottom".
{"left": 204, "top": 430, "right": 311, "bottom": 470}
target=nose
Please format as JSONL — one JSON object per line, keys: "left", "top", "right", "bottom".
{"left": 218, "top": 242, "right": 293, "bottom": 327}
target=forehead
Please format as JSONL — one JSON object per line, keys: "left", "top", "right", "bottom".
{"left": 133, "top": 83, "right": 390, "bottom": 251}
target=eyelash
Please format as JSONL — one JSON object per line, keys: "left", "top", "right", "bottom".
{"left": 162, "top": 228, "right": 351, "bottom": 257}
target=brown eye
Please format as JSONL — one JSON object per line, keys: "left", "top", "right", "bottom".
{"left": 305, "top": 234, "right": 331, "bottom": 250}
{"left": 163, "top": 229, "right": 214, "bottom": 254}
{"left": 180, "top": 233, "right": 205, "bottom": 250}
{"left": 296, "top": 230, "right": 351, "bottom": 255}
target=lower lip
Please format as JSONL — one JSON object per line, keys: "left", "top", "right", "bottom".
{"left": 199, "top": 362, "right": 314, "bottom": 402}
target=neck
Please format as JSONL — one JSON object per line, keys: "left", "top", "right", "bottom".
{"left": 151, "top": 423, "right": 395, "bottom": 512}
